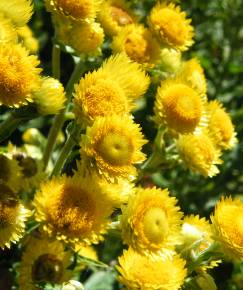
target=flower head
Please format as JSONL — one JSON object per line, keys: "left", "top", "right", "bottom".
{"left": 80, "top": 115, "right": 147, "bottom": 181}
{"left": 159, "top": 48, "right": 182, "bottom": 74}
{"left": 112, "top": 24, "right": 161, "bottom": 67}
{"left": 121, "top": 187, "right": 183, "bottom": 256}
{"left": 33, "top": 175, "right": 114, "bottom": 245}
{"left": 0, "top": 184, "right": 30, "bottom": 249}
{"left": 98, "top": 0, "right": 134, "bottom": 36}
{"left": 177, "top": 132, "right": 222, "bottom": 177}
{"left": 18, "top": 237, "right": 72, "bottom": 290}
{"left": 154, "top": 79, "right": 206, "bottom": 134}
{"left": 45, "top": 0, "right": 102, "bottom": 22}
{"left": 117, "top": 247, "right": 187, "bottom": 290}
{"left": 207, "top": 100, "right": 237, "bottom": 150}
{"left": 0, "top": 0, "right": 33, "bottom": 27}
{"left": 0, "top": 13, "right": 17, "bottom": 45}
{"left": 0, "top": 43, "right": 41, "bottom": 107}
{"left": 148, "top": 2, "right": 194, "bottom": 51}
{"left": 34, "top": 77, "right": 66, "bottom": 115}
{"left": 211, "top": 196, "right": 243, "bottom": 260}
{"left": 17, "top": 25, "right": 39, "bottom": 54}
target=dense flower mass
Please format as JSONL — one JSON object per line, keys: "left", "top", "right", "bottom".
{"left": 0, "top": 0, "right": 241, "bottom": 289}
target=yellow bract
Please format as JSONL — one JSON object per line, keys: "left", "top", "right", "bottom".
{"left": 211, "top": 196, "right": 243, "bottom": 260}
{"left": 177, "top": 132, "right": 222, "bottom": 177}
{"left": 117, "top": 247, "right": 187, "bottom": 290}
{"left": 0, "top": 44, "right": 41, "bottom": 107}
{"left": 34, "top": 77, "right": 66, "bottom": 115}
{"left": 33, "top": 175, "right": 114, "bottom": 245}
{"left": 18, "top": 237, "right": 72, "bottom": 290}
{"left": 207, "top": 100, "right": 237, "bottom": 150}
{"left": 112, "top": 24, "right": 161, "bottom": 67}
{"left": 0, "top": 13, "right": 17, "bottom": 45}
{"left": 154, "top": 79, "right": 205, "bottom": 134}
{"left": 121, "top": 187, "right": 183, "bottom": 256}
{"left": 17, "top": 25, "right": 39, "bottom": 54}
{"left": 80, "top": 115, "right": 147, "bottom": 181}
{"left": 98, "top": 0, "right": 134, "bottom": 36}
{"left": 148, "top": 2, "right": 194, "bottom": 51}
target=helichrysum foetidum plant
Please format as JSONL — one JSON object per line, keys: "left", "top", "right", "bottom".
{"left": 0, "top": 0, "right": 241, "bottom": 289}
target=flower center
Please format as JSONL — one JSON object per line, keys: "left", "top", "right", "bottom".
{"left": 97, "top": 132, "right": 133, "bottom": 166}
{"left": 163, "top": 84, "right": 202, "bottom": 133}
{"left": 110, "top": 6, "right": 133, "bottom": 26}
{"left": 142, "top": 207, "right": 169, "bottom": 244}
{"left": 85, "top": 79, "right": 128, "bottom": 119}
{"left": 31, "top": 254, "right": 63, "bottom": 283}
{"left": 55, "top": 0, "right": 92, "bottom": 19}
{"left": 13, "top": 153, "right": 38, "bottom": 177}
{"left": 0, "top": 184, "right": 19, "bottom": 228}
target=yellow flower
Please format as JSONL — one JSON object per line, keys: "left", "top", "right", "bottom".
{"left": 207, "top": 100, "right": 237, "bottom": 150}
{"left": 34, "top": 77, "right": 66, "bottom": 115}
{"left": 0, "top": 13, "right": 17, "bottom": 45}
{"left": 0, "top": 153, "right": 23, "bottom": 192}
{"left": 74, "top": 53, "right": 150, "bottom": 125}
{"left": 69, "top": 21, "right": 104, "bottom": 55}
{"left": 0, "top": 0, "right": 33, "bottom": 27}
{"left": 154, "top": 78, "right": 206, "bottom": 134}
{"left": 178, "top": 58, "right": 207, "bottom": 96}
{"left": 112, "top": 23, "right": 161, "bottom": 67}
{"left": 18, "top": 237, "right": 72, "bottom": 290}
{"left": 45, "top": 0, "right": 102, "bottom": 22}
{"left": 0, "top": 43, "right": 41, "bottom": 107}
{"left": 33, "top": 175, "right": 114, "bottom": 245}
{"left": 0, "top": 184, "right": 30, "bottom": 249}
{"left": 80, "top": 115, "right": 147, "bottom": 181}
{"left": 52, "top": 13, "right": 72, "bottom": 45}
{"left": 148, "top": 2, "right": 194, "bottom": 51}
{"left": 159, "top": 48, "right": 182, "bottom": 74}
{"left": 211, "top": 196, "right": 243, "bottom": 260}
{"left": 177, "top": 132, "right": 222, "bottom": 177}
{"left": 17, "top": 25, "right": 39, "bottom": 54}
{"left": 98, "top": 0, "right": 135, "bottom": 36}
{"left": 117, "top": 247, "right": 187, "bottom": 290}
{"left": 121, "top": 187, "right": 183, "bottom": 256}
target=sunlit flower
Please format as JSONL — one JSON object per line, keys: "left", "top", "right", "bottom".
{"left": 177, "top": 132, "right": 222, "bottom": 177}
{"left": 0, "top": 43, "right": 41, "bottom": 107}
{"left": 117, "top": 247, "right": 187, "bottom": 290}
{"left": 154, "top": 78, "right": 207, "bottom": 134}
{"left": 207, "top": 100, "right": 237, "bottom": 150}
{"left": 45, "top": 0, "right": 102, "bottom": 22}
{"left": 80, "top": 115, "right": 147, "bottom": 181}
{"left": 148, "top": 2, "right": 194, "bottom": 51}
{"left": 98, "top": 0, "right": 135, "bottom": 36}
{"left": 17, "top": 25, "right": 39, "bottom": 54}
{"left": 0, "top": 0, "right": 33, "bottom": 27}
{"left": 0, "top": 13, "right": 17, "bottom": 44}
{"left": 18, "top": 237, "right": 72, "bottom": 290}
{"left": 34, "top": 77, "right": 66, "bottom": 115}
{"left": 121, "top": 187, "right": 183, "bottom": 256}
{"left": 69, "top": 21, "right": 104, "bottom": 55}
{"left": 112, "top": 23, "right": 160, "bottom": 67}
{"left": 0, "top": 184, "right": 30, "bottom": 249}
{"left": 159, "top": 48, "right": 182, "bottom": 74}
{"left": 33, "top": 175, "right": 114, "bottom": 245}
{"left": 74, "top": 53, "right": 149, "bottom": 125}
{"left": 211, "top": 196, "right": 243, "bottom": 260}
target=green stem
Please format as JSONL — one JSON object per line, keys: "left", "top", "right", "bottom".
{"left": 51, "top": 133, "right": 76, "bottom": 177}
{"left": 52, "top": 44, "right": 61, "bottom": 79}
{"left": 43, "top": 60, "right": 85, "bottom": 170}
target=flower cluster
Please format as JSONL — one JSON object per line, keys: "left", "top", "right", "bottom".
{"left": 0, "top": 0, "right": 241, "bottom": 290}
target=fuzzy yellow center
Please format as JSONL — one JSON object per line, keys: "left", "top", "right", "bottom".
{"left": 125, "top": 31, "right": 151, "bottom": 63}
{"left": 162, "top": 84, "right": 202, "bottom": 133}
{"left": 0, "top": 155, "right": 11, "bottom": 181}
{"left": 31, "top": 254, "right": 63, "bottom": 283}
{"left": 110, "top": 6, "right": 133, "bottom": 26}
{"left": 14, "top": 154, "right": 38, "bottom": 178}
{"left": 55, "top": 0, "right": 93, "bottom": 19}
{"left": 142, "top": 207, "right": 169, "bottom": 244}
{"left": 84, "top": 79, "right": 128, "bottom": 119}
{"left": 0, "top": 184, "right": 19, "bottom": 228}
{"left": 211, "top": 108, "right": 234, "bottom": 143}
{"left": 153, "top": 8, "right": 189, "bottom": 46}
{"left": 47, "top": 184, "right": 96, "bottom": 236}
{"left": 96, "top": 132, "right": 133, "bottom": 166}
